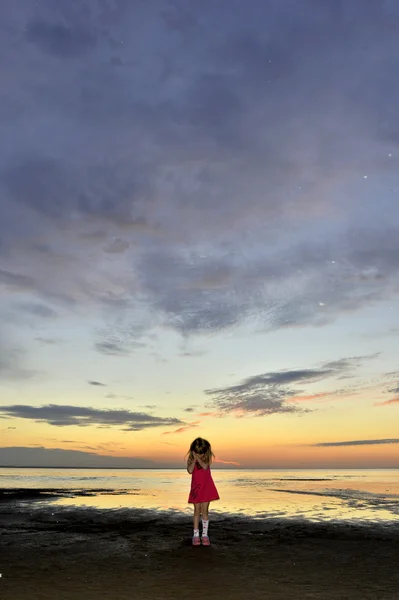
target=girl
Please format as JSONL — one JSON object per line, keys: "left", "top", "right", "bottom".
{"left": 186, "top": 437, "right": 219, "bottom": 546}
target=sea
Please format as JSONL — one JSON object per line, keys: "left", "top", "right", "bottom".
{"left": 1, "top": 467, "right": 399, "bottom": 527}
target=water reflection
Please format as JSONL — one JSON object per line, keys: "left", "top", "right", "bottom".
{"left": 43, "top": 468, "right": 399, "bottom": 523}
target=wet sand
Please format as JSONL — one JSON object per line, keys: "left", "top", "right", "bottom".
{"left": 1, "top": 491, "right": 398, "bottom": 600}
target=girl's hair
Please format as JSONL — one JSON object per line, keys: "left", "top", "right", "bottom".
{"left": 186, "top": 437, "right": 215, "bottom": 464}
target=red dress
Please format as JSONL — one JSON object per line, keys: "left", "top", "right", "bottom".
{"left": 188, "top": 461, "right": 220, "bottom": 504}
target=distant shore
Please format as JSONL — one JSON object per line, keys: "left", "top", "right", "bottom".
{"left": 1, "top": 495, "right": 398, "bottom": 600}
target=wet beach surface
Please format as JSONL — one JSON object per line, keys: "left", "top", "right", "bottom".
{"left": 1, "top": 491, "right": 399, "bottom": 600}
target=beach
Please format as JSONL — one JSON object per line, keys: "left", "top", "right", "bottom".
{"left": 1, "top": 492, "right": 399, "bottom": 600}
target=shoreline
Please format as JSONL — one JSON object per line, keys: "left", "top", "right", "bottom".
{"left": 1, "top": 487, "right": 399, "bottom": 534}
{"left": 1, "top": 500, "right": 399, "bottom": 599}
{"left": 0, "top": 487, "right": 139, "bottom": 502}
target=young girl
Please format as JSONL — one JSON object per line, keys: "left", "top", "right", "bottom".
{"left": 186, "top": 437, "right": 219, "bottom": 546}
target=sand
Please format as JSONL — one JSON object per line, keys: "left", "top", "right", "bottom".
{"left": 1, "top": 490, "right": 398, "bottom": 600}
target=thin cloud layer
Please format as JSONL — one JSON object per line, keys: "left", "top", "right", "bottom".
{"left": 314, "top": 439, "right": 399, "bottom": 447}
{"left": 0, "top": 404, "right": 184, "bottom": 431}
{"left": 161, "top": 422, "right": 200, "bottom": 436}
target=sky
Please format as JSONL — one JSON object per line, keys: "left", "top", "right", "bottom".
{"left": 0, "top": 0, "right": 398, "bottom": 469}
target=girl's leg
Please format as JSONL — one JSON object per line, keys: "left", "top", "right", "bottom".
{"left": 200, "top": 502, "right": 210, "bottom": 539}
{"left": 200, "top": 501, "right": 210, "bottom": 521}
{"left": 193, "top": 503, "right": 201, "bottom": 540}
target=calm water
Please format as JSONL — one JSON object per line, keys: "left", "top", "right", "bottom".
{"left": 1, "top": 468, "right": 399, "bottom": 525}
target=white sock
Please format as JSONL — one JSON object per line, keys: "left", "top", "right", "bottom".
{"left": 202, "top": 519, "right": 209, "bottom": 537}
{"left": 193, "top": 528, "right": 200, "bottom": 537}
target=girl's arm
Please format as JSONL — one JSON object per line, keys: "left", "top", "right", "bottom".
{"left": 193, "top": 453, "right": 209, "bottom": 470}
{"left": 187, "top": 455, "right": 195, "bottom": 474}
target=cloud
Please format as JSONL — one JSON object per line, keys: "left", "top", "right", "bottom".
{"left": 198, "top": 412, "right": 224, "bottom": 418}
{"left": 35, "top": 337, "right": 60, "bottom": 345}
{"left": 314, "top": 438, "right": 399, "bottom": 447}
{"left": 0, "top": 446, "right": 157, "bottom": 468}
{"left": 179, "top": 349, "right": 207, "bottom": 358}
{"left": 374, "top": 383, "right": 399, "bottom": 406}
{"left": 26, "top": 19, "right": 96, "bottom": 59}
{"left": 94, "top": 341, "right": 131, "bottom": 356}
{"left": 0, "top": 269, "right": 36, "bottom": 291}
{"left": 0, "top": 0, "right": 399, "bottom": 350}
{"left": 290, "top": 393, "right": 330, "bottom": 403}
{"left": 214, "top": 458, "right": 240, "bottom": 466}
{"left": 16, "top": 302, "right": 58, "bottom": 319}
{"left": 134, "top": 227, "right": 399, "bottom": 335}
{"left": 375, "top": 397, "right": 399, "bottom": 407}
{"left": 205, "top": 355, "right": 376, "bottom": 417}
{"left": 0, "top": 404, "right": 185, "bottom": 431}
{"left": 103, "top": 239, "right": 130, "bottom": 254}
{"left": 88, "top": 380, "right": 106, "bottom": 386}
{"left": 161, "top": 422, "right": 200, "bottom": 435}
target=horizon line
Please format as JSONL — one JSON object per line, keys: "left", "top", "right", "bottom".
{"left": 0, "top": 465, "right": 398, "bottom": 470}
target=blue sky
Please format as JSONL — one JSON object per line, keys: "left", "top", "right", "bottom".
{"left": 0, "top": 0, "right": 398, "bottom": 468}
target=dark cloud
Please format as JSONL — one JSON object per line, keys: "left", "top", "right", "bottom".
{"left": 103, "top": 239, "right": 130, "bottom": 254}
{"left": 0, "top": 0, "right": 399, "bottom": 347}
{"left": 2, "top": 156, "right": 152, "bottom": 228}
{"left": 16, "top": 302, "right": 57, "bottom": 319}
{"left": 205, "top": 355, "right": 376, "bottom": 416}
{"left": 95, "top": 341, "right": 132, "bottom": 356}
{"left": 88, "top": 380, "right": 106, "bottom": 386}
{"left": 35, "top": 337, "right": 60, "bottom": 345}
{"left": 314, "top": 438, "right": 399, "bottom": 447}
{"left": 0, "top": 404, "right": 184, "bottom": 431}
{"left": 26, "top": 20, "right": 96, "bottom": 58}
{"left": 0, "top": 269, "right": 36, "bottom": 291}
